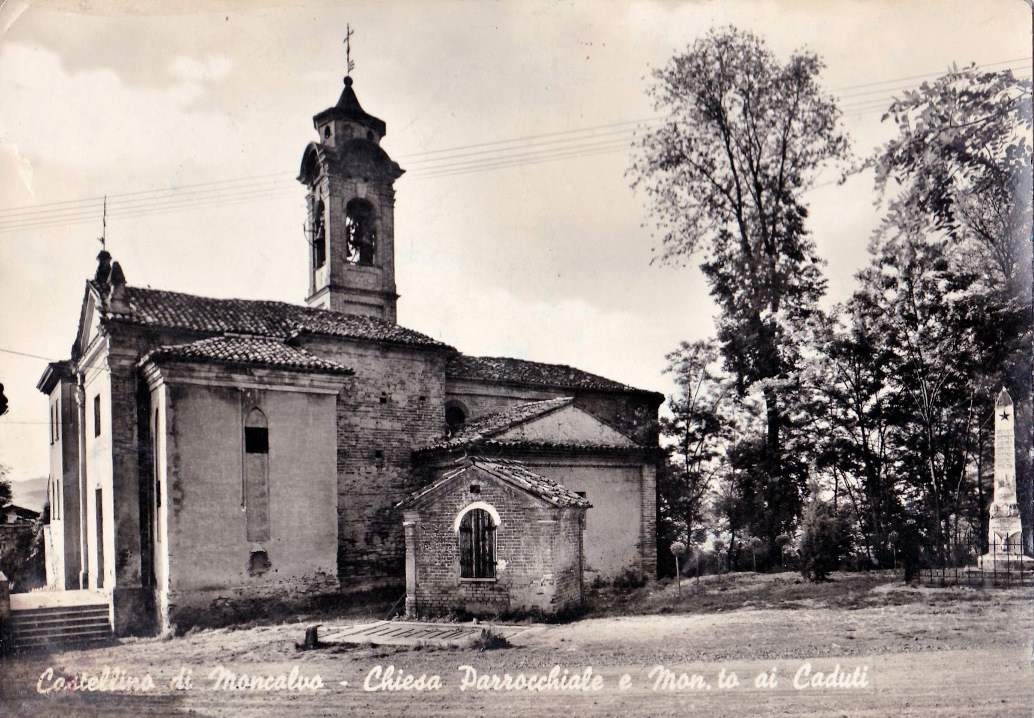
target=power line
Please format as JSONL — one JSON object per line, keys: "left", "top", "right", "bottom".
{"left": 0, "top": 57, "right": 1028, "bottom": 233}
{"left": 0, "top": 171, "right": 287, "bottom": 217}
{"left": 829, "top": 56, "right": 1032, "bottom": 93}
{"left": 0, "top": 347, "right": 59, "bottom": 362}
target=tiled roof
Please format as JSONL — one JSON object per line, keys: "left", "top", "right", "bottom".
{"left": 113, "top": 286, "right": 449, "bottom": 349}
{"left": 425, "top": 397, "right": 574, "bottom": 450}
{"left": 447, "top": 355, "right": 660, "bottom": 397}
{"left": 141, "top": 336, "right": 354, "bottom": 375}
{"left": 401, "top": 458, "right": 590, "bottom": 510}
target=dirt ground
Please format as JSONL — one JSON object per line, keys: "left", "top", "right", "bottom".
{"left": 1, "top": 573, "right": 1031, "bottom": 717}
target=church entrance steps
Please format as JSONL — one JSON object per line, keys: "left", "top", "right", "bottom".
{"left": 10, "top": 589, "right": 109, "bottom": 610}
{"left": 321, "top": 620, "right": 534, "bottom": 647}
{"left": 7, "top": 592, "right": 113, "bottom": 651}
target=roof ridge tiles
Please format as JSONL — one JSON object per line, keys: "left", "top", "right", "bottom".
{"left": 114, "top": 284, "right": 451, "bottom": 350}
{"left": 446, "top": 353, "right": 662, "bottom": 399}
{"left": 401, "top": 457, "right": 590, "bottom": 509}
{"left": 140, "top": 334, "right": 354, "bottom": 375}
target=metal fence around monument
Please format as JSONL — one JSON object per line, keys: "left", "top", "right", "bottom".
{"left": 919, "top": 538, "right": 1034, "bottom": 587}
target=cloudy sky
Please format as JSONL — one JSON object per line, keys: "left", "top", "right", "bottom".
{"left": 0, "top": 0, "right": 1030, "bottom": 488}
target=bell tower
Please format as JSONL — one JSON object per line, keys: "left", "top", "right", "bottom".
{"left": 298, "top": 53, "right": 403, "bottom": 321}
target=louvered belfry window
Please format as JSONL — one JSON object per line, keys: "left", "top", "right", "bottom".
{"left": 459, "top": 508, "right": 496, "bottom": 579}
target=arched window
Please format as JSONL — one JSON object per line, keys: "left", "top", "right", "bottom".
{"left": 458, "top": 507, "right": 496, "bottom": 579}
{"left": 344, "top": 198, "right": 377, "bottom": 265}
{"left": 244, "top": 408, "right": 270, "bottom": 543}
{"left": 312, "top": 198, "right": 327, "bottom": 269}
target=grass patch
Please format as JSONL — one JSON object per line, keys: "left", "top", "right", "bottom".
{"left": 584, "top": 570, "right": 938, "bottom": 617}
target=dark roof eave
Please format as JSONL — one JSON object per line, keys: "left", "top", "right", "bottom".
{"left": 287, "top": 327, "right": 457, "bottom": 354}
{"left": 446, "top": 371, "right": 664, "bottom": 404}
{"left": 36, "top": 360, "right": 72, "bottom": 394}
{"left": 414, "top": 441, "right": 661, "bottom": 459}
{"left": 137, "top": 353, "right": 355, "bottom": 377}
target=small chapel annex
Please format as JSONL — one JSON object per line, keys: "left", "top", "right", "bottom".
{"left": 37, "top": 67, "right": 662, "bottom": 635}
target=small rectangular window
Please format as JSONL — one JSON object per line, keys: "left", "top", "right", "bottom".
{"left": 93, "top": 395, "right": 101, "bottom": 437}
{"left": 245, "top": 427, "right": 269, "bottom": 454}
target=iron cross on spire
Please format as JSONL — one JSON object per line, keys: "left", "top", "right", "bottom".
{"left": 97, "top": 195, "right": 108, "bottom": 251}
{"left": 344, "top": 24, "right": 355, "bottom": 77}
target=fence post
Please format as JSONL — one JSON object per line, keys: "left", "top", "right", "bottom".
{"left": 0, "top": 571, "right": 11, "bottom": 655}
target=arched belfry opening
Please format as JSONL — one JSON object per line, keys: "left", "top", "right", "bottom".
{"left": 312, "top": 197, "right": 327, "bottom": 269}
{"left": 297, "top": 71, "right": 404, "bottom": 322}
{"left": 344, "top": 198, "right": 377, "bottom": 266}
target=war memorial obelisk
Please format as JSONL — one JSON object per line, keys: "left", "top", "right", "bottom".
{"left": 978, "top": 389, "right": 1034, "bottom": 570}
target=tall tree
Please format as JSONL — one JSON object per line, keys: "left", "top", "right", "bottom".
{"left": 857, "top": 234, "right": 988, "bottom": 562}
{"left": 658, "top": 340, "right": 730, "bottom": 557}
{"left": 811, "top": 302, "right": 903, "bottom": 567}
{"left": 872, "top": 65, "right": 1033, "bottom": 553}
{"left": 631, "top": 27, "right": 849, "bottom": 542}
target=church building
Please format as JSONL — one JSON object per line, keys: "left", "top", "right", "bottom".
{"left": 37, "top": 65, "right": 662, "bottom": 635}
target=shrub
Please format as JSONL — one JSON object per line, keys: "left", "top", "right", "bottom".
{"left": 612, "top": 567, "right": 648, "bottom": 590}
{"left": 798, "top": 496, "right": 851, "bottom": 582}
{"left": 470, "top": 629, "right": 511, "bottom": 651}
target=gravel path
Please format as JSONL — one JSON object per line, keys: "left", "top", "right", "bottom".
{"left": 1, "top": 582, "right": 1030, "bottom": 717}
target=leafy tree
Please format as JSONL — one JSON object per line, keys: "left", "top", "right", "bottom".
{"left": 871, "top": 65, "right": 1033, "bottom": 553}
{"left": 658, "top": 340, "right": 730, "bottom": 551}
{"left": 811, "top": 303, "right": 903, "bottom": 567}
{"left": 873, "top": 65, "right": 1032, "bottom": 298}
{"left": 854, "top": 233, "right": 989, "bottom": 563}
{"left": 715, "top": 434, "right": 767, "bottom": 571}
{"left": 632, "top": 27, "right": 849, "bottom": 544}
{"left": 798, "top": 490, "right": 852, "bottom": 581}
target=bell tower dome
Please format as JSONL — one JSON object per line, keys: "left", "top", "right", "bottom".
{"left": 298, "top": 70, "right": 403, "bottom": 321}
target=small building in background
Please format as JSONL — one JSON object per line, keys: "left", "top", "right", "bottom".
{"left": 0, "top": 504, "right": 40, "bottom": 582}
{"left": 400, "top": 458, "right": 590, "bottom": 618}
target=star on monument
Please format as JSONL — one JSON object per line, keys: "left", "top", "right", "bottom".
{"left": 1001, "top": 409, "right": 1011, "bottom": 421}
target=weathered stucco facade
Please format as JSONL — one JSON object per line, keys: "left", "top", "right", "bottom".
{"left": 37, "top": 66, "right": 662, "bottom": 635}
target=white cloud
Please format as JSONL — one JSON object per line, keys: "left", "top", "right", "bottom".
{"left": 169, "top": 54, "right": 234, "bottom": 82}
{"left": 0, "top": 43, "right": 240, "bottom": 174}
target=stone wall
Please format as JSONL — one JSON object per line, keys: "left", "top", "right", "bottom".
{"left": 404, "top": 475, "right": 584, "bottom": 618}
{"left": 298, "top": 337, "right": 448, "bottom": 580}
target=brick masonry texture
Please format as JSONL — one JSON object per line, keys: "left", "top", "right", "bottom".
{"left": 403, "top": 464, "right": 586, "bottom": 618}
{"left": 44, "top": 73, "right": 661, "bottom": 634}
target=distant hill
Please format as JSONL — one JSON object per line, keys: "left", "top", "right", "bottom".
{"left": 9, "top": 476, "right": 47, "bottom": 512}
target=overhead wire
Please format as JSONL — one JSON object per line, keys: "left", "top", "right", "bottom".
{"left": 0, "top": 57, "right": 1028, "bottom": 233}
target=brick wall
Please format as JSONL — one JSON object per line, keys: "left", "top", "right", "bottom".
{"left": 403, "top": 469, "right": 585, "bottom": 618}
{"left": 298, "top": 337, "right": 449, "bottom": 579}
